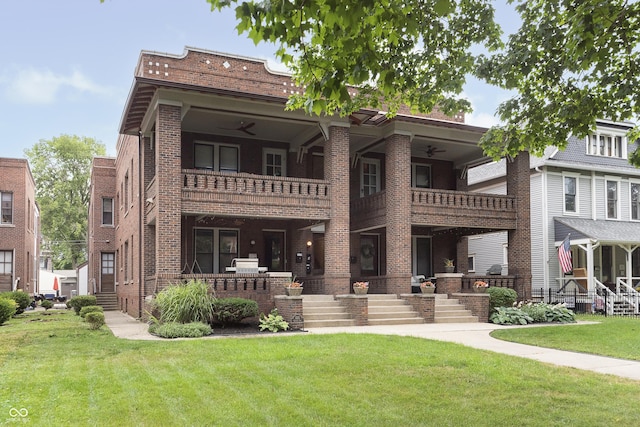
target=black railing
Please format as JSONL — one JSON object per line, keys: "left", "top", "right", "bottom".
{"left": 532, "top": 287, "right": 640, "bottom": 317}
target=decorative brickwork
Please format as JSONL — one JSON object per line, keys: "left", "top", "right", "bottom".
{"left": 336, "top": 295, "right": 368, "bottom": 326}
{"left": 400, "top": 294, "right": 435, "bottom": 323}
{"left": 453, "top": 293, "right": 490, "bottom": 322}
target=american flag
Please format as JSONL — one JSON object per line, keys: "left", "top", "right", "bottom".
{"left": 558, "top": 234, "right": 572, "bottom": 274}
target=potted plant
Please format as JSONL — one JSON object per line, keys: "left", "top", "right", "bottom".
{"left": 473, "top": 280, "right": 489, "bottom": 293}
{"left": 443, "top": 258, "right": 455, "bottom": 273}
{"left": 419, "top": 279, "right": 435, "bottom": 294}
{"left": 353, "top": 281, "right": 369, "bottom": 295}
{"left": 285, "top": 278, "right": 303, "bottom": 296}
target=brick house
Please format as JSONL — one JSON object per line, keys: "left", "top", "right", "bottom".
{"left": 0, "top": 158, "right": 40, "bottom": 294}
{"left": 88, "top": 47, "right": 531, "bottom": 318}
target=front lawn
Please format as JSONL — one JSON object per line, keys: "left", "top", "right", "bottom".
{"left": 1, "top": 311, "right": 640, "bottom": 426}
{"left": 491, "top": 314, "right": 640, "bottom": 361}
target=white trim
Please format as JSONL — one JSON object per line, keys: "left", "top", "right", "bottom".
{"left": 262, "top": 148, "right": 287, "bottom": 177}
{"left": 630, "top": 179, "right": 640, "bottom": 221}
{"left": 360, "top": 158, "right": 381, "bottom": 196}
{"left": 605, "top": 176, "right": 621, "bottom": 220}
{"left": 562, "top": 173, "right": 580, "bottom": 215}
{"left": 194, "top": 141, "right": 240, "bottom": 172}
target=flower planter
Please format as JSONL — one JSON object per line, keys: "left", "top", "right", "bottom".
{"left": 353, "top": 287, "right": 368, "bottom": 295}
{"left": 285, "top": 287, "right": 303, "bottom": 296}
{"left": 420, "top": 286, "right": 435, "bottom": 294}
{"left": 445, "top": 266, "right": 455, "bottom": 273}
{"left": 472, "top": 287, "right": 487, "bottom": 293}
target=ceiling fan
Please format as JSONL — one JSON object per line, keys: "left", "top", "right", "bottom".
{"left": 424, "top": 145, "right": 446, "bottom": 158}
{"left": 219, "top": 121, "right": 256, "bottom": 136}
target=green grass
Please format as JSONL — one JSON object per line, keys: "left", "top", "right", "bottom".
{"left": 2, "top": 311, "right": 640, "bottom": 426}
{"left": 491, "top": 314, "right": 640, "bottom": 361}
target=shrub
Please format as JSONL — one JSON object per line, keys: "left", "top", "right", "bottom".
{"left": 0, "top": 298, "right": 16, "bottom": 325}
{"left": 487, "top": 287, "right": 518, "bottom": 313}
{"left": 40, "top": 300, "right": 54, "bottom": 310}
{"left": 211, "top": 298, "right": 259, "bottom": 326}
{"left": 519, "top": 302, "right": 576, "bottom": 323}
{"left": 85, "top": 312, "right": 105, "bottom": 330}
{"left": 0, "top": 291, "right": 32, "bottom": 315}
{"left": 79, "top": 305, "right": 104, "bottom": 318}
{"left": 148, "top": 321, "right": 212, "bottom": 338}
{"left": 259, "top": 309, "right": 289, "bottom": 332}
{"left": 154, "top": 280, "right": 214, "bottom": 324}
{"left": 68, "top": 295, "right": 98, "bottom": 315}
{"left": 490, "top": 307, "right": 533, "bottom": 325}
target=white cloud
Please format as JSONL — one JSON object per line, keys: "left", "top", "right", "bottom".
{"left": 465, "top": 111, "right": 501, "bottom": 128}
{"left": 3, "top": 66, "right": 111, "bottom": 105}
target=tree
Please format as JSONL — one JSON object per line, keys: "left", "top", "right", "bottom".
{"left": 476, "top": 0, "right": 640, "bottom": 163}
{"left": 208, "top": 0, "right": 502, "bottom": 116}
{"left": 25, "top": 135, "right": 106, "bottom": 269}
{"left": 207, "top": 0, "right": 639, "bottom": 163}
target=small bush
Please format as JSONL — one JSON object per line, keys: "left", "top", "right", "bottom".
{"left": 259, "top": 309, "right": 289, "bottom": 332}
{"left": 148, "top": 321, "right": 212, "bottom": 338}
{"left": 154, "top": 280, "right": 214, "bottom": 324}
{"left": 0, "top": 291, "right": 32, "bottom": 315}
{"left": 40, "top": 300, "right": 54, "bottom": 310}
{"left": 85, "top": 312, "right": 105, "bottom": 330}
{"left": 212, "top": 298, "right": 259, "bottom": 326}
{"left": 487, "top": 287, "right": 518, "bottom": 312}
{"left": 68, "top": 295, "right": 98, "bottom": 315}
{"left": 0, "top": 298, "right": 17, "bottom": 325}
{"left": 490, "top": 307, "right": 533, "bottom": 325}
{"left": 80, "top": 305, "right": 104, "bottom": 318}
{"left": 519, "top": 302, "right": 576, "bottom": 323}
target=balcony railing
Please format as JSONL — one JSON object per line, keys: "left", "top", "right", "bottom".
{"left": 411, "top": 188, "right": 515, "bottom": 212}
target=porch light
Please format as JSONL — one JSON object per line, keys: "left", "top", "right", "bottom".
{"left": 306, "top": 240, "right": 312, "bottom": 248}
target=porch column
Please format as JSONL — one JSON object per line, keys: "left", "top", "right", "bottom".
{"left": 323, "top": 124, "right": 351, "bottom": 294}
{"left": 385, "top": 133, "right": 412, "bottom": 295}
{"left": 141, "top": 134, "right": 156, "bottom": 296}
{"left": 154, "top": 102, "right": 183, "bottom": 289}
{"left": 507, "top": 152, "right": 532, "bottom": 300}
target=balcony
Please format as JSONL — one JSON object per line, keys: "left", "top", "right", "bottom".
{"left": 351, "top": 188, "right": 517, "bottom": 230}
{"left": 181, "top": 170, "right": 331, "bottom": 220}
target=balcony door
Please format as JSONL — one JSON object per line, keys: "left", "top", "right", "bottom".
{"left": 101, "top": 252, "right": 115, "bottom": 292}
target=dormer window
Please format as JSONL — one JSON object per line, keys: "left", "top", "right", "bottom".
{"left": 586, "top": 131, "right": 626, "bottom": 158}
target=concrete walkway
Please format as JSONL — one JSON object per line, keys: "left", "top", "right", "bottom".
{"left": 104, "top": 311, "right": 640, "bottom": 381}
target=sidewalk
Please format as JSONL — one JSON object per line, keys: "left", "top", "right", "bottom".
{"left": 104, "top": 311, "right": 640, "bottom": 381}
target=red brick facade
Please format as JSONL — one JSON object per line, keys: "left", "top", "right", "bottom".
{"left": 89, "top": 48, "right": 530, "bottom": 319}
{"left": 0, "top": 158, "right": 39, "bottom": 294}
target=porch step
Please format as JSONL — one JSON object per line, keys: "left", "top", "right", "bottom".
{"left": 367, "top": 294, "right": 424, "bottom": 325}
{"left": 433, "top": 295, "right": 478, "bottom": 323}
{"left": 94, "top": 292, "right": 118, "bottom": 311}
{"left": 302, "top": 295, "right": 356, "bottom": 328}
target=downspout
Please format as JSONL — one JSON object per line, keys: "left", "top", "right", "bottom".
{"left": 138, "top": 130, "right": 144, "bottom": 319}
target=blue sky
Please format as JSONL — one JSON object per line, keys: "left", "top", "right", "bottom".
{"left": 0, "top": 0, "right": 517, "bottom": 159}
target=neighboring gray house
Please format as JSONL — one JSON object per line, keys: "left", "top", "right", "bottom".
{"left": 468, "top": 120, "right": 640, "bottom": 303}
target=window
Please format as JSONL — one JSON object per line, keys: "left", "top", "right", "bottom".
{"left": 468, "top": 255, "right": 476, "bottom": 273}
{"left": 0, "top": 251, "right": 12, "bottom": 274}
{"left": 563, "top": 176, "right": 577, "bottom": 214}
{"left": 587, "top": 132, "right": 626, "bottom": 158}
{"left": 361, "top": 158, "right": 380, "bottom": 196}
{"left": 1, "top": 192, "right": 12, "bottom": 224}
{"left": 124, "top": 171, "right": 129, "bottom": 210}
{"left": 101, "top": 253, "right": 114, "bottom": 275}
{"left": 412, "top": 164, "right": 431, "bottom": 188}
{"left": 263, "top": 149, "right": 287, "bottom": 176}
{"left": 194, "top": 229, "right": 239, "bottom": 274}
{"left": 195, "top": 142, "right": 239, "bottom": 172}
{"left": 632, "top": 182, "right": 640, "bottom": 221}
{"left": 102, "top": 198, "right": 114, "bottom": 225}
{"left": 606, "top": 179, "right": 619, "bottom": 219}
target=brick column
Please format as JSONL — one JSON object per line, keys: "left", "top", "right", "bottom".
{"left": 323, "top": 125, "right": 351, "bottom": 295}
{"left": 507, "top": 152, "right": 531, "bottom": 300}
{"left": 155, "top": 102, "right": 183, "bottom": 289}
{"left": 141, "top": 135, "right": 156, "bottom": 296}
{"left": 385, "top": 133, "right": 412, "bottom": 294}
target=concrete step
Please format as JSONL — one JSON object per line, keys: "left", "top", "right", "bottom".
{"left": 304, "top": 312, "right": 352, "bottom": 321}
{"left": 368, "top": 317, "right": 425, "bottom": 326}
{"left": 304, "top": 319, "right": 357, "bottom": 328}
{"left": 434, "top": 315, "right": 479, "bottom": 323}
{"left": 433, "top": 294, "right": 478, "bottom": 323}
{"left": 95, "top": 293, "right": 118, "bottom": 311}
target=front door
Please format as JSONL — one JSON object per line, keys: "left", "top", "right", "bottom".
{"left": 264, "top": 231, "right": 285, "bottom": 272}
{"left": 360, "top": 234, "right": 379, "bottom": 276}
{"left": 101, "top": 252, "right": 115, "bottom": 292}
{"left": 413, "top": 237, "right": 433, "bottom": 278}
